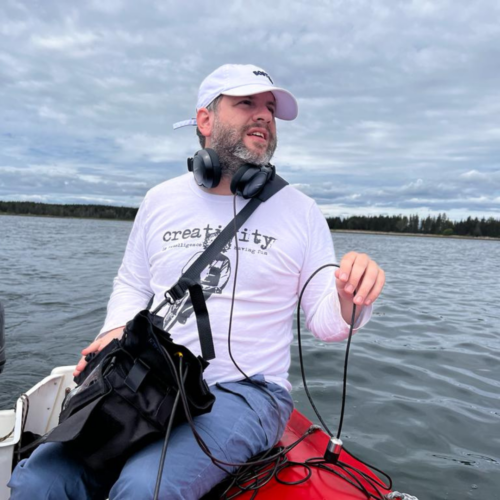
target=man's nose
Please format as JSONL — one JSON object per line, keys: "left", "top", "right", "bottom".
{"left": 253, "top": 105, "right": 273, "bottom": 123}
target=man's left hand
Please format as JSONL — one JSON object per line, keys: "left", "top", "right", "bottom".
{"left": 334, "top": 251, "right": 385, "bottom": 307}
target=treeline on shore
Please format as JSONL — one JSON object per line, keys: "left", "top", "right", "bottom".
{"left": 1, "top": 201, "right": 498, "bottom": 238}
{"left": 0, "top": 201, "right": 137, "bottom": 220}
{"left": 327, "top": 213, "right": 500, "bottom": 238}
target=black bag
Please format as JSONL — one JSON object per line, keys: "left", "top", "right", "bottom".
{"left": 45, "top": 309, "right": 214, "bottom": 470}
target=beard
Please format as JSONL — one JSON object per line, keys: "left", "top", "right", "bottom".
{"left": 209, "top": 118, "right": 278, "bottom": 179}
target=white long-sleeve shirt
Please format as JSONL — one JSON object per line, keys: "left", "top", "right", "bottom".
{"left": 100, "top": 174, "right": 371, "bottom": 390}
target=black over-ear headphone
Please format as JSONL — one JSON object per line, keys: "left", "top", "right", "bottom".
{"left": 187, "top": 148, "right": 275, "bottom": 199}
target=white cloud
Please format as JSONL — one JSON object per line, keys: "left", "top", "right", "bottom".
{"left": 0, "top": 0, "right": 499, "bottom": 219}
{"left": 115, "top": 134, "right": 188, "bottom": 163}
{"left": 460, "top": 170, "right": 487, "bottom": 180}
{"left": 89, "top": 0, "right": 123, "bottom": 14}
{"left": 38, "top": 106, "right": 68, "bottom": 125}
{"left": 31, "top": 32, "right": 99, "bottom": 51}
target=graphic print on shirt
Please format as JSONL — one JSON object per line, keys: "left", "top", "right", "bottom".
{"left": 163, "top": 231, "right": 232, "bottom": 331}
{"left": 162, "top": 223, "right": 277, "bottom": 253}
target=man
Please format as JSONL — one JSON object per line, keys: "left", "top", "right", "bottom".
{"left": 9, "top": 64, "right": 385, "bottom": 499}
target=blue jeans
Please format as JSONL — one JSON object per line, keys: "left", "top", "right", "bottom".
{"left": 9, "top": 376, "right": 293, "bottom": 499}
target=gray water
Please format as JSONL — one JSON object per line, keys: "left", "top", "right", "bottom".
{"left": 0, "top": 215, "right": 499, "bottom": 500}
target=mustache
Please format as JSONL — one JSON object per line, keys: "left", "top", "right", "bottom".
{"left": 242, "top": 124, "right": 274, "bottom": 140}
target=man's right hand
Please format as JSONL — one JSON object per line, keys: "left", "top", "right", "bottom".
{"left": 73, "top": 326, "right": 125, "bottom": 378}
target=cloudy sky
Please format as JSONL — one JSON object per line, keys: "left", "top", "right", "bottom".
{"left": 1, "top": 0, "right": 499, "bottom": 220}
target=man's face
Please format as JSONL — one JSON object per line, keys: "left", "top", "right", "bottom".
{"left": 206, "top": 92, "right": 278, "bottom": 177}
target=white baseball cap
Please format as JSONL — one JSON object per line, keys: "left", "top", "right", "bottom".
{"left": 173, "top": 64, "right": 298, "bottom": 129}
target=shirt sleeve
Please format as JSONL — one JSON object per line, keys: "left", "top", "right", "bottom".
{"left": 298, "top": 202, "right": 372, "bottom": 341}
{"left": 98, "top": 196, "right": 154, "bottom": 336}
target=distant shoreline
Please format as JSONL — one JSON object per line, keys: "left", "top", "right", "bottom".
{"left": 2, "top": 213, "right": 498, "bottom": 240}
{"left": 0, "top": 212, "right": 133, "bottom": 222}
{"left": 331, "top": 229, "right": 498, "bottom": 241}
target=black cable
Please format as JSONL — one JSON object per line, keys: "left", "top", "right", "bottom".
{"left": 154, "top": 321, "right": 292, "bottom": 475}
{"left": 153, "top": 357, "right": 187, "bottom": 500}
{"left": 161, "top": 259, "right": 394, "bottom": 499}
{"left": 223, "top": 455, "right": 284, "bottom": 499}
{"left": 151, "top": 196, "right": 291, "bottom": 481}
{"left": 337, "top": 299, "right": 357, "bottom": 439}
{"left": 343, "top": 446, "right": 393, "bottom": 491}
{"left": 220, "top": 426, "right": 318, "bottom": 499}
{"left": 296, "top": 265, "right": 393, "bottom": 497}
{"left": 225, "top": 195, "right": 246, "bottom": 381}
{"left": 220, "top": 194, "right": 293, "bottom": 492}
{"left": 221, "top": 263, "right": 395, "bottom": 499}
{"left": 150, "top": 206, "right": 340, "bottom": 492}
{"left": 275, "top": 456, "right": 387, "bottom": 500}
{"left": 338, "top": 461, "right": 385, "bottom": 499}
{"left": 150, "top": 195, "right": 292, "bottom": 484}
{"left": 275, "top": 461, "right": 312, "bottom": 485}
{"left": 154, "top": 205, "right": 394, "bottom": 498}
{"left": 227, "top": 195, "right": 283, "bottom": 441}
{"left": 296, "top": 263, "right": 355, "bottom": 438}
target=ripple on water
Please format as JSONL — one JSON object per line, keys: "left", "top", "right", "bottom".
{"left": 1, "top": 219, "right": 499, "bottom": 500}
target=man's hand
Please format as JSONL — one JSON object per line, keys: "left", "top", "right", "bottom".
{"left": 73, "top": 326, "right": 125, "bottom": 378}
{"left": 334, "top": 252, "right": 385, "bottom": 324}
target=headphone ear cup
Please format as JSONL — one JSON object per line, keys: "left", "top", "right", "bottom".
{"left": 191, "top": 149, "right": 221, "bottom": 188}
{"left": 231, "top": 165, "right": 271, "bottom": 199}
{"left": 230, "top": 165, "right": 253, "bottom": 196}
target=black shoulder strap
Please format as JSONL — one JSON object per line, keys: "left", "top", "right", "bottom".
{"left": 152, "top": 174, "right": 288, "bottom": 361}
{"left": 173, "top": 174, "right": 287, "bottom": 291}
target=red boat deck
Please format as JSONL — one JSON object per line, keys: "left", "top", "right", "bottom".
{"left": 226, "top": 409, "right": 392, "bottom": 499}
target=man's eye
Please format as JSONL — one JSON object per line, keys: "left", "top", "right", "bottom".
{"left": 240, "top": 100, "right": 252, "bottom": 105}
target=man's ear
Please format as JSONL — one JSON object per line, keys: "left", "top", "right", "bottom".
{"left": 196, "top": 108, "right": 213, "bottom": 143}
